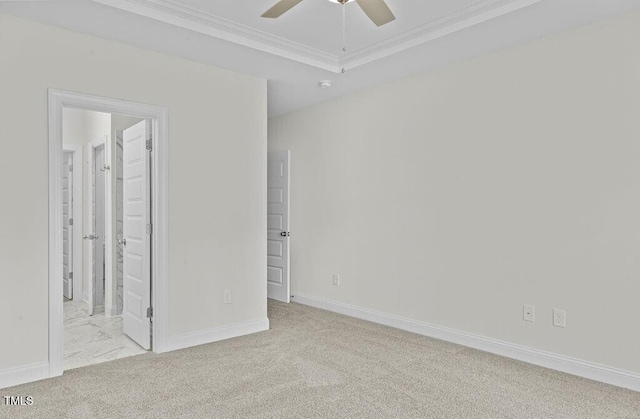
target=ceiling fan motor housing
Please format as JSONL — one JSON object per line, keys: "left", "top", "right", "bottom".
{"left": 262, "top": 0, "right": 395, "bottom": 27}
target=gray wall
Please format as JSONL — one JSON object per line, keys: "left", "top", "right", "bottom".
{"left": 0, "top": 13, "right": 267, "bottom": 372}
{"left": 269, "top": 11, "right": 640, "bottom": 374}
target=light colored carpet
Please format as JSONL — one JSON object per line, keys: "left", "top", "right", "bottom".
{"left": 1, "top": 301, "right": 639, "bottom": 418}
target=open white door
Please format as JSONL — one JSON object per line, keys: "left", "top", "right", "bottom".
{"left": 267, "top": 151, "right": 291, "bottom": 303}
{"left": 62, "top": 151, "right": 74, "bottom": 300}
{"left": 122, "top": 120, "right": 151, "bottom": 350}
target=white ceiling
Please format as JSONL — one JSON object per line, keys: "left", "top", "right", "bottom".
{"left": 1, "top": 0, "right": 639, "bottom": 116}
{"left": 126, "top": 0, "right": 501, "bottom": 69}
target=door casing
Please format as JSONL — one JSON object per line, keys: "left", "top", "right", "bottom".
{"left": 62, "top": 151, "right": 73, "bottom": 300}
{"left": 48, "top": 89, "right": 169, "bottom": 378}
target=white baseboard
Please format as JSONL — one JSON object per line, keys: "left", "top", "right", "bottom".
{"left": 0, "top": 362, "right": 50, "bottom": 390}
{"left": 167, "top": 318, "right": 270, "bottom": 352}
{"left": 105, "top": 305, "right": 120, "bottom": 317}
{"left": 292, "top": 293, "right": 640, "bottom": 393}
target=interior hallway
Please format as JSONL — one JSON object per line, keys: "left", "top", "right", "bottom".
{"left": 64, "top": 300, "right": 147, "bottom": 371}
{"left": 3, "top": 300, "right": 639, "bottom": 418}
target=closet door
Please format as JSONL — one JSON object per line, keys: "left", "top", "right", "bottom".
{"left": 267, "top": 151, "right": 291, "bottom": 303}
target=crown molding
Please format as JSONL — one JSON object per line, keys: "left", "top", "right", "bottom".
{"left": 93, "top": 0, "right": 342, "bottom": 71}
{"left": 93, "top": 0, "right": 543, "bottom": 74}
{"left": 342, "top": 0, "right": 544, "bottom": 70}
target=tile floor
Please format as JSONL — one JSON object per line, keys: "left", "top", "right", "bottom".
{"left": 64, "top": 300, "right": 148, "bottom": 370}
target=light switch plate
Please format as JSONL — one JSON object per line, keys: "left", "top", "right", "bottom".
{"left": 523, "top": 304, "right": 535, "bottom": 322}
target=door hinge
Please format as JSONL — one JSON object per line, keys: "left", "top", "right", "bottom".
{"left": 146, "top": 138, "right": 152, "bottom": 151}
{"left": 69, "top": 218, "right": 74, "bottom": 226}
{"left": 146, "top": 223, "right": 152, "bottom": 235}
{"left": 146, "top": 307, "right": 153, "bottom": 318}
{"left": 69, "top": 272, "right": 73, "bottom": 280}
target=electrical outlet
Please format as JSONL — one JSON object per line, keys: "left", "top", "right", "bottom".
{"left": 523, "top": 304, "right": 535, "bottom": 322}
{"left": 553, "top": 309, "right": 566, "bottom": 328}
{"left": 332, "top": 274, "right": 340, "bottom": 286}
{"left": 224, "top": 289, "right": 231, "bottom": 304}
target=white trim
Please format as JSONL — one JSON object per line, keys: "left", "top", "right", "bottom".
{"left": 0, "top": 362, "right": 50, "bottom": 390}
{"left": 63, "top": 145, "right": 84, "bottom": 302}
{"left": 48, "top": 91, "right": 64, "bottom": 378}
{"left": 151, "top": 102, "right": 170, "bottom": 354}
{"left": 94, "top": 0, "right": 542, "bottom": 73}
{"left": 97, "top": 133, "right": 114, "bottom": 319}
{"left": 48, "top": 89, "right": 170, "bottom": 382}
{"left": 107, "top": 305, "right": 120, "bottom": 317}
{"left": 291, "top": 293, "right": 640, "bottom": 393}
{"left": 94, "top": 0, "right": 338, "bottom": 72}
{"left": 167, "top": 318, "right": 270, "bottom": 352}
{"left": 104, "top": 130, "right": 115, "bottom": 319}
{"left": 343, "top": 0, "right": 543, "bottom": 70}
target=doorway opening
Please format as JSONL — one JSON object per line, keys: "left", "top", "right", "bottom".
{"left": 49, "top": 90, "right": 169, "bottom": 379}
{"left": 60, "top": 109, "right": 151, "bottom": 370}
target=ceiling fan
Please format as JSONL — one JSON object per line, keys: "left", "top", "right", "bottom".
{"left": 261, "top": 0, "right": 396, "bottom": 27}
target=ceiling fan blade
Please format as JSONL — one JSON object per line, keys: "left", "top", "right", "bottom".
{"left": 261, "top": 0, "right": 303, "bottom": 19}
{"left": 355, "top": 0, "right": 395, "bottom": 27}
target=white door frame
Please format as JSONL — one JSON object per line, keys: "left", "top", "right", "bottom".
{"left": 48, "top": 89, "right": 169, "bottom": 378}
{"left": 61, "top": 150, "right": 73, "bottom": 300}
{"left": 86, "top": 136, "right": 108, "bottom": 315}
{"left": 62, "top": 144, "right": 83, "bottom": 302}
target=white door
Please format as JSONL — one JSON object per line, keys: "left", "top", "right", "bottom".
{"left": 122, "top": 120, "right": 151, "bottom": 350}
{"left": 62, "top": 151, "right": 74, "bottom": 300}
{"left": 267, "top": 151, "right": 291, "bottom": 303}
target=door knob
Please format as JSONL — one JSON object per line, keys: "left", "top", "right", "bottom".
{"left": 118, "top": 238, "right": 127, "bottom": 246}
{"left": 280, "top": 231, "right": 290, "bottom": 237}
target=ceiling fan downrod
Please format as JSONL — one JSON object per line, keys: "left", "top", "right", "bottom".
{"left": 260, "top": 0, "right": 396, "bottom": 74}
{"left": 341, "top": 0, "right": 347, "bottom": 73}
